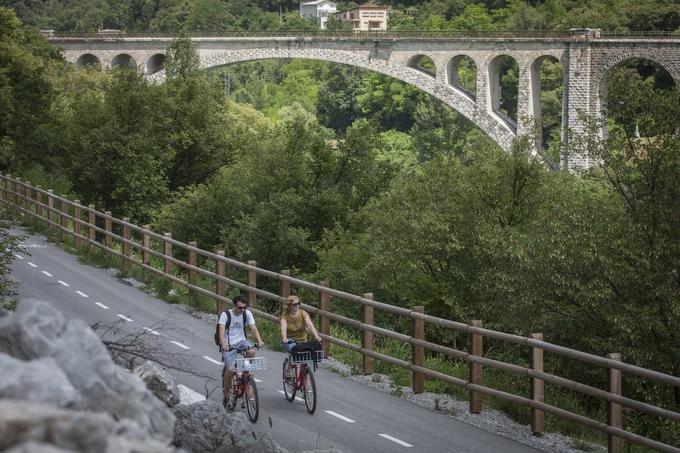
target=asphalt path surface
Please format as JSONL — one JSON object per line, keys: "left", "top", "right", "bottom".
{"left": 9, "top": 229, "right": 541, "bottom": 453}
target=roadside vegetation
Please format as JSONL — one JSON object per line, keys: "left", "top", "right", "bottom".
{"left": 1, "top": 2, "right": 680, "bottom": 449}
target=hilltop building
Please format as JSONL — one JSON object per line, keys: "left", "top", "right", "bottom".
{"left": 334, "top": 4, "right": 389, "bottom": 31}
{"left": 300, "top": 0, "right": 338, "bottom": 30}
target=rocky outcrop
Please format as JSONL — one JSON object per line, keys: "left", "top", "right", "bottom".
{"left": 173, "top": 401, "right": 277, "bottom": 453}
{"left": 0, "top": 298, "right": 281, "bottom": 452}
{"left": 134, "top": 361, "right": 181, "bottom": 407}
{"left": 0, "top": 299, "right": 175, "bottom": 443}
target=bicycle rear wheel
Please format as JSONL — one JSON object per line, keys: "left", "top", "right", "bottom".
{"left": 245, "top": 375, "right": 259, "bottom": 423}
{"left": 303, "top": 367, "right": 317, "bottom": 414}
{"left": 282, "top": 358, "right": 296, "bottom": 401}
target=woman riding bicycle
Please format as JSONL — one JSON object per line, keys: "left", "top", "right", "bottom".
{"left": 280, "top": 295, "right": 321, "bottom": 353}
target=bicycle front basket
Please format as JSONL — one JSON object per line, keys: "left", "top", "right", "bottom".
{"left": 236, "top": 356, "right": 266, "bottom": 371}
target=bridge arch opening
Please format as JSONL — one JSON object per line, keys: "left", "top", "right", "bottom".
{"left": 599, "top": 58, "right": 675, "bottom": 138}
{"left": 76, "top": 54, "right": 101, "bottom": 68}
{"left": 531, "top": 55, "right": 564, "bottom": 156}
{"left": 447, "top": 55, "right": 477, "bottom": 100}
{"left": 407, "top": 54, "right": 436, "bottom": 78}
{"left": 111, "top": 54, "right": 137, "bottom": 70}
{"left": 488, "top": 55, "right": 519, "bottom": 130}
{"left": 146, "top": 54, "right": 166, "bottom": 75}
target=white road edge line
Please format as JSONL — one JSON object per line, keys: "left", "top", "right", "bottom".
{"left": 142, "top": 327, "right": 160, "bottom": 336}
{"left": 41, "top": 271, "right": 53, "bottom": 277}
{"left": 75, "top": 290, "right": 89, "bottom": 298}
{"left": 14, "top": 254, "right": 24, "bottom": 260}
{"left": 95, "top": 302, "right": 109, "bottom": 310}
{"left": 117, "top": 314, "right": 133, "bottom": 322}
{"left": 170, "top": 340, "right": 190, "bottom": 350}
{"left": 378, "top": 434, "right": 413, "bottom": 447}
{"left": 27, "top": 262, "right": 37, "bottom": 268}
{"left": 58, "top": 280, "right": 70, "bottom": 287}
{"left": 202, "top": 355, "right": 222, "bottom": 365}
{"left": 277, "top": 390, "right": 304, "bottom": 402}
{"left": 325, "top": 410, "right": 355, "bottom": 423}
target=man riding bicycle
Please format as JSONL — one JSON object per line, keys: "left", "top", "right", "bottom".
{"left": 218, "top": 294, "right": 264, "bottom": 407}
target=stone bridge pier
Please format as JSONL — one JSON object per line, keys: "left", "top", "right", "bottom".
{"left": 48, "top": 30, "right": 680, "bottom": 170}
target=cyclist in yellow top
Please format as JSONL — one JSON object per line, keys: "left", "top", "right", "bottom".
{"left": 280, "top": 295, "right": 321, "bottom": 353}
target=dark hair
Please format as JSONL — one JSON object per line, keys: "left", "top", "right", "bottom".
{"left": 233, "top": 294, "right": 248, "bottom": 306}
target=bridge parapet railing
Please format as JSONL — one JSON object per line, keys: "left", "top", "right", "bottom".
{"left": 41, "top": 29, "right": 680, "bottom": 41}
{"left": 1, "top": 173, "right": 679, "bottom": 453}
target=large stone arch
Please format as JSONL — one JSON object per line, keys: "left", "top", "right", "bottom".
{"left": 592, "top": 51, "right": 678, "bottom": 116}
{"left": 148, "top": 48, "right": 516, "bottom": 151}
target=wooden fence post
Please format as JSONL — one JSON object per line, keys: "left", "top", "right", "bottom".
{"left": 530, "top": 333, "right": 545, "bottom": 436}
{"left": 280, "top": 269, "right": 291, "bottom": 299}
{"left": 319, "top": 280, "right": 331, "bottom": 358}
{"left": 188, "top": 241, "right": 197, "bottom": 300}
{"left": 47, "top": 190, "right": 54, "bottom": 231}
{"left": 163, "top": 233, "right": 173, "bottom": 275}
{"left": 363, "top": 293, "right": 375, "bottom": 375}
{"left": 247, "top": 260, "right": 257, "bottom": 308}
{"left": 24, "top": 181, "right": 31, "bottom": 214}
{"left": 73, "top": 201, "right": 81, "bottom": 248}
{"left": 104, "top": 211, "right": 112, "bottom": 255}
{"left": 88, "top": 204, "right": 96, "bottom": 246}
{"left": 216, "top": 250, "right": 226, "bottom": 315}
{"left": 412, "top": 306, "right": 425, "bottom": 393}
{"left": 35, "top": 187, "right": 42, "bottom": 218}
{"left": 469, "top": 320, "right": 484, "bottom": 414}
{"left": 142, "top": 225, "right": 151, "bottom": 266}
{"left": 15, "top": 178, "right": 21, "bottom": 209}
{"left": 61, "top": 196, "right": 69, "bottom": 240}
{"left": 122, "top": 218, "right": 130, "bottom": 273}
{"left": 608, "top": 353, "right": 623, "bottom": 453}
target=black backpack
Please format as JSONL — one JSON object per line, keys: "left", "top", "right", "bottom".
{"left": 214, "top": 310, "right": 247, "bottom": 349}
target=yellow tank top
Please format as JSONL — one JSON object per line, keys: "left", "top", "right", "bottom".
{"left": 284, "top": 310, "right": 308, "bottom": 342}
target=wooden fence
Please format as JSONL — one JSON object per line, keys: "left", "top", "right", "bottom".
{"left": 1, "top": 173, "right": 679, "bottom": 453}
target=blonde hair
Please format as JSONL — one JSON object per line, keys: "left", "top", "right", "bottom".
{"left": 282, "top": 295, "right": 299, "bottom": 316}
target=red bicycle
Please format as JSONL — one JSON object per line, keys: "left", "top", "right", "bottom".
{"left": 223, "top": 348, "right": 265, "bottom": 422}
{"left": 282, "top": 350, "right": 323, "bottom": 414}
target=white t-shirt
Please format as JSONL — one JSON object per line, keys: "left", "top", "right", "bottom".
{"left": 218, "top": 309, "right": 255, "bottom": 345}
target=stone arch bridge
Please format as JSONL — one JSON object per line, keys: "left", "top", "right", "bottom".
{"left": 47, "top": 31, "right": 680, "bottom": 169}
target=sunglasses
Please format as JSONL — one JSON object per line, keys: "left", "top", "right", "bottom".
{"left": 291, "top": 302, "right": 300, "bottom": 307}
{"left": 235, "top": 305, "right": 247, "bottom": 310}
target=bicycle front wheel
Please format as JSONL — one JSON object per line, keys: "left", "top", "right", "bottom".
{"left": 245, "top": 375, "right": 259, "bottom": 423}
{"left": 282, "top": 358, "right": 296, "bottom": 402}
{"left": 303, "top": 367, "right": 317, "bottom": 414}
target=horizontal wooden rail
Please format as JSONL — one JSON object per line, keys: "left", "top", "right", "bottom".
{"left": 2, "top": 174, "right": 679, "bottom": 453}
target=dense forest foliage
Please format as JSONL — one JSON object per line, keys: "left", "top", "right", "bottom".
{"left": 1, "top": 1, "right": 680, "bottom": 446}
{"left": 3, "top": 0, "right": 680, "bottom": 32}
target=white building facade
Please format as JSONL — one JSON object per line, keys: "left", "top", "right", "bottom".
{"left": 300, "top": 0, "right": 338, "bottom": 30}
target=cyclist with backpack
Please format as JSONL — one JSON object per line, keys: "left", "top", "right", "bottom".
{"left": 217, "top": 294, "right": 264, "bottom": 407}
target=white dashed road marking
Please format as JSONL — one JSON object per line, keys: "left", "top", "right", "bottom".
{"left": 95, "top": 302, "right": 109, "bottom": 309}
{"left": 14, "top": 254, "right": 24, "bottom": 260}
{"left": 202, "top": 355, "right": 222, "bottom": 365}
{"left": 117, "top": 314, "right": 133, "bottom": 322}
{"left": 27, "top": 262, "right": 37, "bottom": 268}
{"left": 75, "top": 290, "right": 89, "bottom": 298}
{"left": 325, "top": 410, "right": 355, "bottom": 423}
{"left": 58, "top": 280, "right": 70, "bottom": 287}
{"left": 378, "top": 434, "right": 412, "bottom": 447}
{"left": 277, "top": 390, "right": 304, "bottom": 402}
{"left": 142, "top": 327, "right": 160, "bottom": 335}
{"left": 254, "top": 378, "right": 262, "bottom": 383}
{"left": 41, "top": 271, "right": 53, "bottom": 277}
{"left": 170, "top": 340, "right": 190, "bottom": 350}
